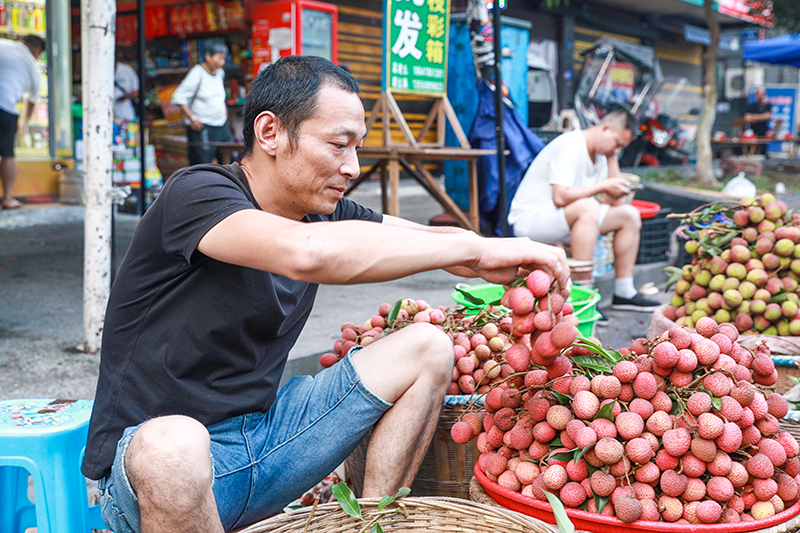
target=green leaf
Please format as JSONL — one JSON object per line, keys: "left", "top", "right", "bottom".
{"left": 371, "top": 524, "right": 384, "bottom": 533}
{"left": 453, "top": 286, "right": 485, "bottom": 306}
{"left": 573, "top": 444, "right": 594, "bottom": 464}
{"left": 332, "top": 482, "right": 362, "bottom": 520}
{"left": 378, "top": 495, "right": 393, "bottom": 511}
{"left": 789, "top": 375, "right": 800, "bottom": 386}
{"left": 769, "top": 291, "right": 791, "bottom": 304}
{"left": 550, "top": 390, "right": 573, "bottom": 406}
{"left": 595, "top": 493, "right": 610, "bottom": 513}
{"left": 549, "top": 436, "right": 563, "bottom": 448}
{"left": 595, "top": 400, "right": 616, "bottom": 421}
{"left": 572, "top": 338, "right": 617, "bottom": 363}
{"left": 711, "top": 395, "right": 722, "bottom": 410}
{"left": 548, "top": 449, "right": 577, "bottom": 463}
{"left": 395, "top": 487, "right": 411, "bottom": 498}
{"left": 570, "top": 356, "right": 614, "bottom": 372}
{"left": 386, "top": 300, "right": 403, "bottom": 328}
{"left": 510, "top": 277, "right": 527, "bottom": 287}
{"left": 544, "top": 490, "right": 575, "bottom": 533}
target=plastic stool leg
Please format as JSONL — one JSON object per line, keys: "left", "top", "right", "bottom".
{"left": 0, "top": 465, "right": 36, "bottom": 533}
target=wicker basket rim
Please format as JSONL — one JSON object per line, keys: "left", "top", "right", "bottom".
{"left": 238, "top": 495, "right": 560, "bottom": 533}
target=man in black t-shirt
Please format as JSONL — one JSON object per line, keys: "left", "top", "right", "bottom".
{"left": 744, "top": 87, "right": 772, "bottom": 155}
{"left": 83, "top": 55, "right": 570, "bottom": 533}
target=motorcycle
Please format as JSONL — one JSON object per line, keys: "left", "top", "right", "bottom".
{"left": 620, "top": 113, "right": 690, "bottom": 167}
{"left": 572, "top": 38, "right": 694, "bottom": 167}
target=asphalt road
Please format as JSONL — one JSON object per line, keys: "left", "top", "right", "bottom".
{"left": 0, "top": 181, "right": 669, "bottom": 401}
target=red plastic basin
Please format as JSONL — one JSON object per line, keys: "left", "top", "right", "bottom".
{"left": 632, "top": 199, "right": 661, "bottom": 220}
{"left": 474, "top": 464, "right": 800, "bottom": 533}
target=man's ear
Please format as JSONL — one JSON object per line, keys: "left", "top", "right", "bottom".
{"left": 253, "top": 111, "right": 280, "bottom": 156}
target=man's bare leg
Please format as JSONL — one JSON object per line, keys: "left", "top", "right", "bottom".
{"left": 352, "top": 322, "right": 454, "bottom": 496}
{"left": 0, "top": 157, "right": 21, "bottom": 208}
{"left": 564, "top": 198, "right": 600, "bottom": 261}
{"left": 125, "top": 415, "right": 225, "bottom": 533}
{"left": 599, "top": 204, "right": 641, "bottom": 279}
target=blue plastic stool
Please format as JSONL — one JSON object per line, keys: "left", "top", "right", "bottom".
{"left": 0, "top": 399, "right": 105, "bottom": 532}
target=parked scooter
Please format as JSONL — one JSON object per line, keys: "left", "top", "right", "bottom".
{"left": 620, "top": 113, "right": 690, "bottom": 167}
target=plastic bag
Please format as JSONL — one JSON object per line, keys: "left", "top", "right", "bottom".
{"left": 721, "top": 172, "right": 757, "bottom": 199}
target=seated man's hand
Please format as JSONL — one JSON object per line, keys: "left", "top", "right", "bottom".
{"left": 603, "top": 177, "right": 632, "bottom": 199}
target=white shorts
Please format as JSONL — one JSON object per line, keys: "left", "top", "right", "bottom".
{"left": 511, "top": 202, "right": 610, "bottom": 244}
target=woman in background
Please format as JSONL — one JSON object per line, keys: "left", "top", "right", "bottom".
{"left": 171, "top": 41, "right": 234, "bottom": 165}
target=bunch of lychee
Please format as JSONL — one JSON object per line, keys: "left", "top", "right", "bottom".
{"left": 319, "top": 298, "right": 448, "bottom": 368}
{"left": 667, "top": 193, "right": 800, "bottom": 335}
{"left": 455, "top": 312, "right": 800, "bottom": 525}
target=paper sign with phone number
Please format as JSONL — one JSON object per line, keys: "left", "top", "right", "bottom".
{"left": 383, "top": 0, "right": 451, "bottom": 96}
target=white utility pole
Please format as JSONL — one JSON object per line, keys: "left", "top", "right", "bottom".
{"left": 80, "top": 0, "right": 115, "bottom": 353}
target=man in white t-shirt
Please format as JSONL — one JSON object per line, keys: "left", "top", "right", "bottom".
{"left": 508, "top": 110, "right": 659, "bottom": 314}
{"left": 0, "top": 35, "right": 44, "bottom": 210}
{"left": 114, "top": 61, "right": 139, "bottom": 124}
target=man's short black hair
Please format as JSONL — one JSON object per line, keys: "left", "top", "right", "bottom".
{"left": 243, "top": 55, "right": 361, "bottom": 155}
{"left": 601, "top": 109, "right": 638, "bottom": 133}
{"left": 22, "top": 35, "right": 45, "bottom": 52}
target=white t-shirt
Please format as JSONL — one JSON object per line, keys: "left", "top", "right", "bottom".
{"left": 170, "top": 64, "right": 228, "bottom": 127}
{"left": 114, "top": 62, "right": 140, "bottom": 123}
{"left": 0, "top": 39, "right": 41, "bottom": 116}
{"left": 508, "top": 129, "right": 608, "bottom": 226}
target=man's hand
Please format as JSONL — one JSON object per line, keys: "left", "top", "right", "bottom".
{"left": 603, "top": 178, "right": 632, "bottom": 199}
{"left": 459, "top": 237, "right": 570, "bottom": 294}
{"left": 190, "top": 117, "right": 204, "bottom": 131}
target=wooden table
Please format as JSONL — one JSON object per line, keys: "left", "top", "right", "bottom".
{"left": 349, "top": 146, "right": 496, "bottom": 233}
{"left": 711, "top": 138, "right": 774, "bottom": 157}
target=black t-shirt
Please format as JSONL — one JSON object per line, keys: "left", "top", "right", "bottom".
{"left": 746, "top": 101, "right": 771, "bottom": 136}
{"left": 82, "top": 163, "right": 382, "bottom": 480}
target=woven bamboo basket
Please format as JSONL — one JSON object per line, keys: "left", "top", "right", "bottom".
{"left": 780, "top": 417, "right": 800, "bottom": 444}
{"left": 237, "top": 496, "right": 560, "bottom": 533}
{"left": 774, "top": 356, "right": 800, "bottom": 394}
{"left": 345, "top": 396, "right": 483, "bottom": 500}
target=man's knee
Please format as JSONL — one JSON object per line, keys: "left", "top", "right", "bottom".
{"left": 568, "top": 197, "right": 600, "bottom": 226}
{"left": 127, "top": 415, "right": 212, "bottom": 489}
{"left": 618, "top": 204, "right": 641, "bottom": 231}
{"left": 403, "top": 323, "right": 454, "bottom": 377}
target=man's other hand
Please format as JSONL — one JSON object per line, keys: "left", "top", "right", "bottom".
{"left": 604, "top": 177, "right": 632, "bottom": 199}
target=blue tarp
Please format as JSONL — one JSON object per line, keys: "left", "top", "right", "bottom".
{"left": 743, "top": 33, "right": 800, "bottom": 67}
{"left": 469, "top": 80, "right": 546, "bottom": 236}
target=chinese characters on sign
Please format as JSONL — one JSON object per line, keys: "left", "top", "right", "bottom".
{"left": 384, "top": 0, "right": 451, "bottom": 96}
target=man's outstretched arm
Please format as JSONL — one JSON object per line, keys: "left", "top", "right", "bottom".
{"left": 197, "top": 209, "right": 570, "bottom": 290}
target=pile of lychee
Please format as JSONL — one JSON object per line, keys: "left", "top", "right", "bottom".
{"left": 320, "top": 272, "right": 582, "bottom": 397}
{"left": 667, "top": 193, "right": 800, "bottom": 335}
{"left": 454, "top": 299, "right": 800, "bottom": 524}
{"left": 319, "top": 298, "right": 448, "bottom": 368}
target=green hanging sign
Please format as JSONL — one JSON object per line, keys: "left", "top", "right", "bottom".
{"left": 383, "top": 0, "right": 451, "bottom": 96}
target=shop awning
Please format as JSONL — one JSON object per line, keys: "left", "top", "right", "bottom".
{"left": 743, "top": 33, "right": 800, "bottom": 67}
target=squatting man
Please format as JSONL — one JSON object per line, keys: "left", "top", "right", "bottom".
{"left": 82, "top": 55, "right": 570, "bottom": 533}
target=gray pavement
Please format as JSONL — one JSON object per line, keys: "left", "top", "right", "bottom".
{"left": 0, "top": 179, "right": 670, "bottom": 401}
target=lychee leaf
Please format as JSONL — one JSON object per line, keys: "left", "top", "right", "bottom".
{"left": 453, "top": 286, "right": 485, "bottom": 306}
{"left": 578, "top": 501, "right": 589, "bottom": 511}
{"left": 371, "top": 524, "right": 384, "bottom": 533}
{"left": 570, "top": 357, "right": 614, "bottom": 372}
{"left": 510, "top": 277, "right": 527, "bottom": 287}
{"left": 386, "top": 300, "right": 403, "bottom": 329}
{"left": 550, "top": 390, "right": 573, "bottom": 405}
{"left": 595, "top": 493, "right": 610, "bottom": 513}
{"left": 769, "top": 291, "right": 791, "bottom": 304}
{"left": 595, "top": 400, "right": 616, "bottom": 421}
{"left": 574, "top": 443, "right": 594, "bottom": 464}
{"left": 332, "top": 482, "right": 362, "bottom": 520}
{"left": 711, "top": 395, "right": 722, "bottom": 410}
{"left": 663, "top": 266, "right": 684, "bottom": 291}
{"left": 549, "top": 450, "right": 576, "bottom": 463}
{"left": 378, "top": 495, "right": 393, "bottom": 511}
{"left": 550, "top": 436, "right": 563, "bottom": 448}
{"left": 543, "top": 490, "right": 575, "bottom": 533}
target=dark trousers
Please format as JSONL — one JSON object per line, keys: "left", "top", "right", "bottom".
{"left": 187, "top": 121, "right": 234, "bottom": 165}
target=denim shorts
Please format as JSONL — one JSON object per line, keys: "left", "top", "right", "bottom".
{"left": 98, "top": 349, "right": 392, "bottom": 532}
